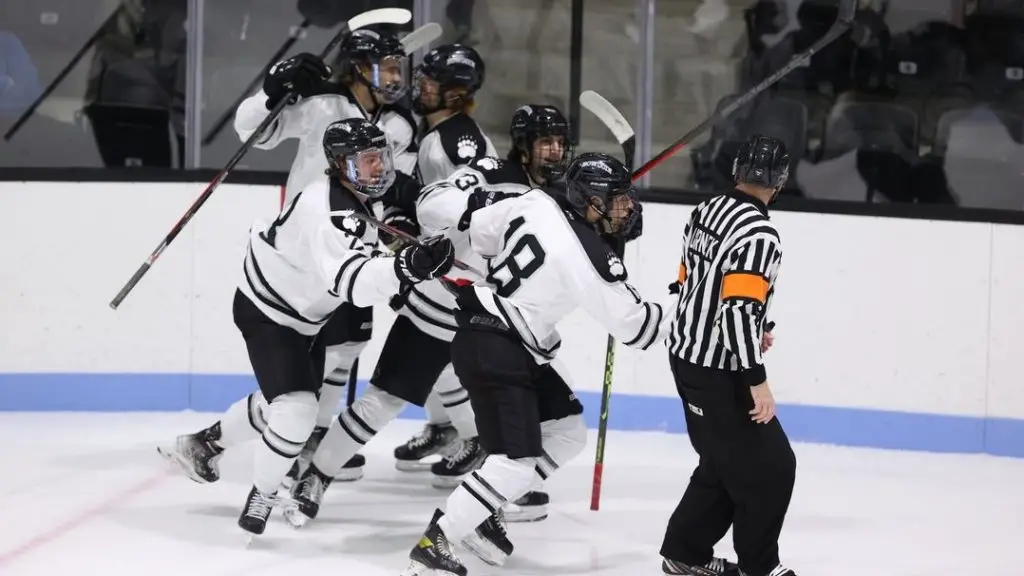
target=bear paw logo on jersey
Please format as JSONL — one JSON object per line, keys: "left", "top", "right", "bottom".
{"left": 456, "top": 135, "right": 479, "bottom": 159}
{"left": 338, "top": 213, "right": 366, "bottom": 238}
{"left": 475, "top": 157, "right": 500, "bottom": 171}
{"left": 607, "top": 253, "right": 625, "bottom": 279}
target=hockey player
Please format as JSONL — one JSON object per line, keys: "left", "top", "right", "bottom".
{"left": 388, "top": 43, "right": 498, "bottom": 479}
{"left": 389, "top": 103, "right": 577, "bottom": 518}
{"left": 281, "top": 104, "right": 574, "bottom": 528}
{"left": 225, "top": 27, "right": 420, "bottom": 483}
{"left": 161, "top": 118, "right": 455, "bottom": 537}
{"left": 402, "top": 152, "right": 667, "bottom": 575}
{"left": 410, "top": 104, "right": 577, "bottom": 518}
{"left": 235, "top": 28, "right": 418, "bottom": 195}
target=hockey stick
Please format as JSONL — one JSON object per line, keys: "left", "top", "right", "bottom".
{"left": 201, "top": 22, "right": 441, "bottom": 146}
{"left": 328, "top": 210, "right": 484, "bottom": 276}
{"left": 630, "top": 0, "right": 856, "bottom": 181}
{"left": 108, "top": 8, "right": 412, "bottom": 310}
{"left": 578, "top": 90, "right": 636, "bottom": 512}
{"left": 399, "top": 22, "right": 443, "bottom": 54}
{"left": 577, "top": 0, "right": 853, "bottom": 503}
{"left": 201, "top": 19, "right": 313, "bottom": 146}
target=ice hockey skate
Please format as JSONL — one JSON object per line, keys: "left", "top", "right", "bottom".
{"left": 157, "top": 422, "right": 224, "bottom": 483}
{"left": 460, "top": 511, "right": 514, "bottom": 567}
{"left": 402, "top": 508, "right": 468, "bottom": 576}
{"left": 430, "top": 436, "right": 486, "bottom": 488}
{"left": 395, "top": 422, "right": 459, "bottom": 471}
{"left": 502, "top": 490, "right": 551, "bottom": 522}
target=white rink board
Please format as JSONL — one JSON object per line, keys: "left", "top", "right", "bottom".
{"left": 0, "top": 182, "right": 1022, "bottom": 455}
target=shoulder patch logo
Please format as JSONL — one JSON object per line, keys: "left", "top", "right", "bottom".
{"left": 475, "top": 157, "right": 500, "bottom": 171}
{"left": 607, "top": 253, "right": 626, "bottom": 279}
{"left": 337, "top": 213, "right": 366, "bottom": 238}
{"left": 456, "top": 134, "right": 479, "bottom": 159}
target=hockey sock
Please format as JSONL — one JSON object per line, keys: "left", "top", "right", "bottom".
{"left": 438, "top": 454, "right": 536, "bottom": 542}
{"left": 317, "top": 380, "right": 346, "bottom": 428}
{"left": 532, "top": 414, "right": 587, "bottom": 485}
{"left": 318, "top": 342, "right": 366, "bottom": 427}
{"left": 218, "top": 392, "right": 267, "bottom": 447}
{"left": 312, "top": 384, "right": 406, "bottom": 475}
{"left": 423, "top": 389, "right": 449, "bottom": 425}
{"left": 253, "top": 391, "right": 318, "bottom": 494}
{"left": 434, "top": 365, "right": 477, "bottom": 438}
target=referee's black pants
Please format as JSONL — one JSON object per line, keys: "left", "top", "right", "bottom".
{"left": 660, "top": 355, "right": 796, "bottom": 576}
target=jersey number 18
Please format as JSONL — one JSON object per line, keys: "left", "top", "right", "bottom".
{"left": 485, "top": 216, "right": 546, "bottom": 298}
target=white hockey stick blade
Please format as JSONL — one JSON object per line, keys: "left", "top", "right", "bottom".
{"left": 579, "top": 90, "right": 635, "bottom": 145}
{"left": 348, "top": 8, "right": 411, "bottom": 32}
{"left": 401, "top": 22, "right": 442, "bottom": 53}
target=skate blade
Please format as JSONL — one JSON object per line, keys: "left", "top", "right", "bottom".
{"left": 333, "top": 467, "right": 364, "bottom": 482}
{"left": 430, "top": 475, "right": 467, "bottom": 490}
{"left": 502, "top": 506, "right": 548, "bottom": 523}
{"left": 156, "top": 446, "right": 210, "bottom": 484}
{"left": 242, "top": 530, "right": 267, "bottom": 548}
{"left": 395, "top": 461, "right": 435, "bottom": 472}
{"left": 400, "top": 559, "right": 462, "bottom": 576}
{"left": 461, "top": 534, "right": 509, "bottom": 567}
{"left": 282, "top": 505, "right": 311, "bottom": 528}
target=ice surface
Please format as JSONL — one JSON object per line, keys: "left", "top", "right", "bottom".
{"left": 0, "top": 413, "right": 1021, "bottom": 576}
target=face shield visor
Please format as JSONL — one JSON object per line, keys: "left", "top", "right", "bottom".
{"left": 343, "top": 144, "right": 396, "bottom": 198}
{"left": 368, "top": 54, "right": 409, "bottom": 104}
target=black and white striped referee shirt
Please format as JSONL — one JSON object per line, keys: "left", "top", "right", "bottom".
{"left": 668, "top": 189, "right": 782, "bottom": 385}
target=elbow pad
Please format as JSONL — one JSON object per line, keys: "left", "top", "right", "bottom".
{"left": 457, "top": 189, "right": 512, "bottom": 231}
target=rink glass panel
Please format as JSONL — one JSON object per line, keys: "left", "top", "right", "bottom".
{"left": 0, "top": 0, "right": 189, "bottom": 170}
{"left": 646, "top": 0, "right": 1024, "bottom": 210}
{"left": 2, "top": 0, "right": 1023, "bottom": 212}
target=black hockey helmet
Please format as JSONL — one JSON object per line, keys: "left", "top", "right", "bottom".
{"left": 412, "top": 43, "right": 485, "bottom": 115}
{"left": 335, "top": 29, "right": 409, "bottom": 103}
{"left": 322, "top": 118, "right": 396, "bottom": 198}
{"left": 732, "top": 134, "right": 790, "bottom": 200}
{"left": 508, "top": 104, "right": 574, "bottom": 182}
{"left": 564, "top": 152, "right": 640, "bottom": 238}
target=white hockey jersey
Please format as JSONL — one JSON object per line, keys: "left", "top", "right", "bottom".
{"left": 398, "top": 157, "right": 533, "bottom": 342}
{"left": 239, "top": 176, "right": 402, "bottom": 336}
{"left": 466, "top": 189, "right": 668, "bottom": 364}
{"left": 234, "top": 85, "right": 418, "bottom": 201}
{"left": 415, "top": 112, "right": 497, "bottom": 186}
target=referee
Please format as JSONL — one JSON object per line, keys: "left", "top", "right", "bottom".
{"left": 660, "top": 134, "right": 797, "bottom": 576}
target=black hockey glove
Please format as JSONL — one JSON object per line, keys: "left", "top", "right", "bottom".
{"left": 380, "top": 212, "right": 421, "bottom": 252}
{"left": 394, "top": 236, "right": 455, "bottom": 284}
{"left": 457, "top": 189, "right": 513, "bottom": 231}
{"left": 621, "top": 201, "right": 643, "bottom": 242}
{"left": 668, "top": 281, "right": 681, "bottom": 295}
{"left": 263, "top": 53, "right": 330, "bottom": 109}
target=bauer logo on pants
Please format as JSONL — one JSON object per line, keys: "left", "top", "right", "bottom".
{"left": 688, "top": 403, "right": 703, "bottom": 416}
